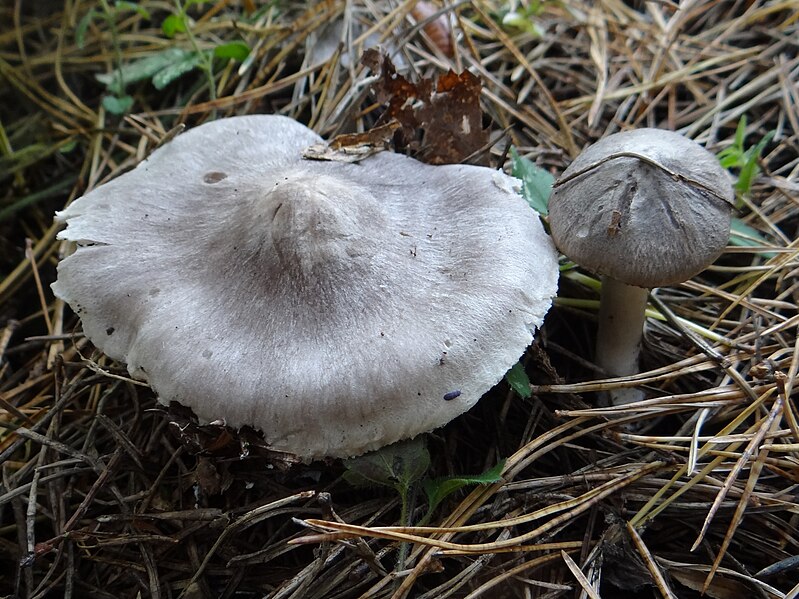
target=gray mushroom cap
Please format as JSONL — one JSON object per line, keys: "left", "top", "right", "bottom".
{"left": 52, "top": 115, "right": 558, "bottom": 460}
{"left": 548, "top": 128, "right": 734, "bottom": 288}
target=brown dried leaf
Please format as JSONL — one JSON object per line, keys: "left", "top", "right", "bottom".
{"left": 361, "top": 49, "right": 489, "bottom": 164}
{"left": 421, "top": 69, "right": 486, "bottom": 164}
{"left": 668, "top": 569, "right": 752, "bottom": 599}
{"left": 196, "top": 457, "right": 223, "bottom": 496}
{"left": 165, "top": 403, "right": 300, "bottom": 468}
{"left": 303, "top": 121, "right": 401, "bottom": 163}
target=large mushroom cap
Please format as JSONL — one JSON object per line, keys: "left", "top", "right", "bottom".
{"left": 548, "top": 128, "right": 734, "bottom": 288}
{"left": 52, "top": 115, "right": 558, "bottom": 460}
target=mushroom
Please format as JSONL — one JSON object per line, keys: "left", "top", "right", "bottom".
{"left": 547, "top": 128, "right": 734, "bottom": 405}
{"left": 52, "top": 114, "right": 559, "bottom": 460}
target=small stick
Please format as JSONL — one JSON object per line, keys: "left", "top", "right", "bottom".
{"left": 25, "top": 239, "right": 53, "bottom": 335}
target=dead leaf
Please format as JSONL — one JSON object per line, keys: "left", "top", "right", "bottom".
{"left": 668, "top": 568, "right": 753, "bottom": 599}
{"left": 303, "top": 121, "right": 401, "bottom": 162}
{"left": 361, "top": 49, "right": 489, "bottom": 164}
{"left": 196, "top": 457, "right": 222, "bottom": 496}
{"left": 410, "top": 1, "right": 454, "bottom": 57}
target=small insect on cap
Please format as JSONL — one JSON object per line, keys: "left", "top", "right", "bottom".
{"left": 548, "top": 128, "right": 735, "bottom": 288}
{"left": 52, "top": 115, "right": 559, "bottom": 461}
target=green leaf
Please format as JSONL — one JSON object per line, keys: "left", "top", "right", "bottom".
{"left": 59, "top": 139, "right": 79, "bottom": 154}
{"left": 162, "top": 13, "right": 187, "bottom": 38}
{"left": 151, "top": 52, "right": 203, "bottom": 90}
{"left": 736, "top": 157, "right": 757, "bottom": 195}
{"left": 716, "top": 116, "right": 774, "bottom": 197}
{"left": 505, "top": 361, "right": 532, "bottom": 399}
{"left": 735, "top": 130, "right": 774, "bottom": 195}
{"left": 734, "top": 114, "right": 747, "bottom": 150}
{"left": 716, "top": 147, "right": 740, "bottom": 169}
{"left": 102, "top": 94, "right": 134, "bottom": 114}
{"left": 75, "top": 9, "right": 97, "bottom": 49}
{"left": 501, "top": 11, "right": 544, "bottom": 36}
{"left": 114, "top": 1, "right": 151, "bottom": 18}
{"left": 423, "top": 460, "right": 505, "bottom": 514}
{"left": 213, "top": 41, "right": 250, "bottom": 61}
{"left": 729, "top": 218, "right": 776, "bottom": 258}
{"left": 717, "top": 117, "right": 746, "bottom": 169}
{"left": 510, "top": 147, "right": 553, "bottom": 216}
{"left": 343, "top": 437, "right": 430, "bottom": 492}
{"left": 729, "top": 218, "right": 767, "bottom": 246}
{"left": 96, "top": 48, "right": 196, "bottom": 94}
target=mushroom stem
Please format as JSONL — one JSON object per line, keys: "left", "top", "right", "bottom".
{"left": 595, "top": 276, "right": 649, "bottom": 405}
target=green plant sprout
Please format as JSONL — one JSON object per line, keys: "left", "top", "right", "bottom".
{"left": 343, "top": 438, "right": 502, "bottom": 569}
{"left": 343, "top": 437, "right": 504, "bottom": 528}
{"left": 717, "top": 115, "right": 775, "bottom": 200}
{"left": 505, "top": 148, "right": 554, "bottom": 395}
{"left": 716, "top": 116, "right": 776, "bottom": 252}
{"left": 77, "top": 0, "right": 151, "bottom": 114}
{"left": 495, "top": 1, "right": 550, "bottom": 36}
{"left": 510, "top": 147, "right": 554, "bottom": 216}
{"left": 79, "top": 0, "right": 250, "bottom": 114}
{"left": 163, "top": 1, "right": 214, "bottom": 101}
{"left": 505, "top": 361, "right": 533, "bottom": 399}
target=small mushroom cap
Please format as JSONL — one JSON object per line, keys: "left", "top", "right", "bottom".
{"left": 548, "top": 128, "right": 734, "bottom": 288}
{"left": 52, "top": 115, "right": 558, "bottom": 460}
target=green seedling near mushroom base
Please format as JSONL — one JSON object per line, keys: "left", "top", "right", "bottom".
{"left": 81, "top": 0, "right": 250, "bottom": 114}
{"left": 343, "top": 437, "right": 504, "bottom": 527}
{"left": 716, "top": 116, "right": 776, "bottom": 254}
{"left": 506, "top": 148, "right": 555, "bottom": 394}
{"left": 343, "top": 438, "right": 503, "bottom": 569}
{"left": 717, "top": 115, "right": 775, "bottom": 202}
{"left": 161, "top": 0, "right": 250, "bottom": 107}
{"left": 76, "top": 0, "right": 151, "bottom": 114}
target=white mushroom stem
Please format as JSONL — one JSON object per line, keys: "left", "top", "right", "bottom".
{"left": 595, "top": 276, "right": 649, "bottom": 405}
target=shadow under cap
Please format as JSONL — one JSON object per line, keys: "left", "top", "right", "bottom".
{"left": 51, "top": 114, "right": 559, "bottom": 461}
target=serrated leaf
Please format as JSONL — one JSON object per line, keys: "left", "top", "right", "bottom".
{"left": 162, "top": 13, "right": 187, "bottom": 38}
{"left": 75, "top": 9, "right": 96, "bottom": 49}
{"left": 505, "top": 361, "right": 532, "bottom": 399}
{"left": 96, "top": 48, "right": 195, "bottom": 94}
{"left": 423, "top": 460, "right": 505, "bottom": 514}
{"left": 102, "top": 94, "right": 133, "bottom": 115}
{"left": 151, "top": 52, "right": 203, "bottom": 90}
{"left": 213, "top": 41, "right": 250, "bottom": 61}
{"left": 343, "top": 437, "right": 430, "bottom": 492}
{"left": 510, "top": 147, "right": 553, "bottom": 216}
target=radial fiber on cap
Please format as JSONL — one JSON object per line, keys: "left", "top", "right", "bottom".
{"left": 549, "top": 128, "right": 734, "bottom": 288}
{"left": 53, "top": 115, "right": 559, "bottom": 460}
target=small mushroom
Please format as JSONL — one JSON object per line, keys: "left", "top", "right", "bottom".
{"left": 548, "top": 128, "right": 734, "bottom": 404}
{"left": 52, "top": 115, "right": 559, "bottom": 460}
